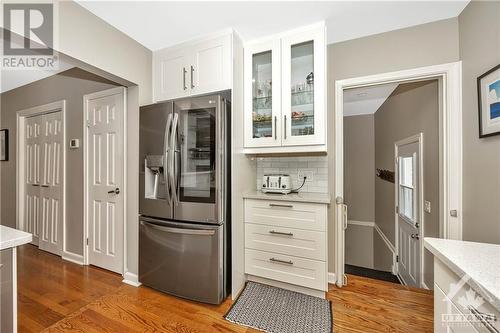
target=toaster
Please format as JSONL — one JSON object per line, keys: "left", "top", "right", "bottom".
{"left": 261, "top": 174, "right": 292, "bottom": 194}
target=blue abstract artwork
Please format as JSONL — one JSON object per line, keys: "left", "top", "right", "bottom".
{"left": 489, "top": 80, "right": 500, "bottom": 119}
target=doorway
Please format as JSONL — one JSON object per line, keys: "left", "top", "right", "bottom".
{"left": 17, "top": 101, "right": 66, "bottom": 257}
{"left": 335, "top": 62, "right": 463, "bottom": 289}
{"left": 83, "top": 87, "right": 126, "bottom": 274}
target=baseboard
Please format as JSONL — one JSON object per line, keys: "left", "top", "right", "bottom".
{"left": 347, "top": 220, "right": 375, "bottom": 228}
{"left": 122, "top": 272, "right": 141, "bottom": 287}
{"left": 62, "top": 250, "right": 84, "bottom": 265}
{"left": 328, "top": 272, "right": 337, "bottom": 284}
{"left": 421, "top": 280, "right": 430, "bottom": 290}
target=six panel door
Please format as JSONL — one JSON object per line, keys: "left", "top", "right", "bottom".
{"left": 87, "top": 90, "right": 124, "bottom": 274}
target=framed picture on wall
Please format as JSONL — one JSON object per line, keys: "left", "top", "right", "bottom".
{"left": 0, "top": 129, "right": 8, "bottom": 161}
{"left": 478, "top": 64, "right": 500, "bottom": 138}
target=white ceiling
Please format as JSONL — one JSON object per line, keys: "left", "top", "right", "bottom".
{"left": 77, "top": 1, "right": 469, "bottom": 51}
{"left": 343, "top": 84, "right": 398, "bottom": 117}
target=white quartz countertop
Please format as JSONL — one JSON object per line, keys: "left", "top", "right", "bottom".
{"left": 243, "top": 191, "right": 331, "bottom": 204}
{"left": 0, "top": 225, "right": 32, "bottom": 251}
{"left": 424, "top": 237, "right": 500, "bottom": 311}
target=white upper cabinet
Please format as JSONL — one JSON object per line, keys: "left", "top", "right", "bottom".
{"left": 244, "top": 23, "right": 327, "bottom": 154}
{"left": 153, "top": 33, "right": 232, "bottom": 102}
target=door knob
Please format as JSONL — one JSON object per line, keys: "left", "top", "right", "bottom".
{"left": 108, "top": 188, "right": 120, "bottom": 195}
{"left": 411, "top": 234, "right": 420, "bottom": 240}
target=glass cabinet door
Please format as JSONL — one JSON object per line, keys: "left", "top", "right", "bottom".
{"left": 244, "top": 40, "right": 281, "bottom": 148}
{"left": 282, "top": 26, "right": 325, "bottom": 146}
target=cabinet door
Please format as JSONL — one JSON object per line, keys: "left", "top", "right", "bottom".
{"left": 281, "top": 26, "right": 326, "bottom": 146}
{"left": 244, "top": 40, "right": 282, "bottom": 148}
{"left": 153, "top": 48, "right": 190, "bottom": 102}
{"left": 190, "top": 34, "right": 232, "bottom": 95}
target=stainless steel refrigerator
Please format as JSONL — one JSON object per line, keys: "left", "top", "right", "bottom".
{"left": 139, "top": 94, "right": 230, "bottom": 304}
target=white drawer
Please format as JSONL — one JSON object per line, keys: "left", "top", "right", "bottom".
{"left": 244, "top": 199, "right": 327, "bottom": 232}
{"left": 435, "top": 259, "right": 500, "bottom": 333}
{"left": 245, "top": 248, "right": 327, "bottom": 291}
{"left": 245, "top": 223, "right": 326, "bottom": 261}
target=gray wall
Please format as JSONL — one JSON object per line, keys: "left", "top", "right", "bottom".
{"left": 374, "top": 80, "right": 440, "bottom": 286}
{"left": 344, "top": 114, "right": 375, "bottom": 222}
{"left": 0, "top": 68, "right": 119, "bottom": 255}
{"left": 345, "top": 224, "right": 374, "bottom": 269}
{"left": 327, "top": 17, "right": 460, "bottom": 272}
{"left": 459, "top": 1, "right": 500, "bottom": 244}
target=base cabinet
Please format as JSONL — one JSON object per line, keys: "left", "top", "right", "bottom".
{"left": 244, "top": 198, "right": 328, "bottom": 295}
{"left": 0, "top": 249, "right": 13, "bottom": 333}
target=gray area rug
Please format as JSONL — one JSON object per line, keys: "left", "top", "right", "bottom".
{"left": 225, "top": 282, "right": 332, "bottom": 333}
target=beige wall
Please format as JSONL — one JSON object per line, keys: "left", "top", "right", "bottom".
{"left": 328, "top": 17, "right": 460, "bottom": 272}
{"left": 374, "top": 80, "right": 440, "bottom": 286}
{"left": 0, "top": 68, "right": 119, "bottom": 255}
{"left": 344, "top": 115, "right": 375, "bottom": 222}
{"left": 459, "top": 1, "right": 500, "bottom": 244}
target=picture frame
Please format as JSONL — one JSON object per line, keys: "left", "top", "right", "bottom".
{"left": 0, "top": 129, "right": 8, "bottom": 161}
{"left": 478, "top": 64, "right": 500, "bottom": 138}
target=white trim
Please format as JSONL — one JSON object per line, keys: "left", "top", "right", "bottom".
{"left": 83, "top": 87, "right": 127, "bottom": 276}
{"left": 62, "top": 251, "right": 84, "bottom": 265}
{"left": 374, "top": 224, "right": 396, "bottom": 253}
{"left": 347, "top": 220, "right": 375, "bottom": 228}
{"left": 421, "top": 280, "right": 430, "bottom": 290}
{"left": 16, "top": 100, "right": 66, "bottom": 256}
{"left": 334, "top": 61, "right": 463, "bottom": 288}
{"left": 394, "top": 133, "right": 425, "bottom": 288}
{"left": 122, "top": 271, "right": 141, "bottom": 287}
{"left": 328, "top": 272, "right": 336, "bottom": 284}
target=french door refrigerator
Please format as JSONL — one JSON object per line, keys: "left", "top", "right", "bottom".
{"left": 139, "top": 94, "right": 230, "bottom": 304}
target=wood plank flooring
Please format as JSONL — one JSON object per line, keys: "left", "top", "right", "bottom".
{"left": 17, "top": 244, "right": 433, "bottom": 332}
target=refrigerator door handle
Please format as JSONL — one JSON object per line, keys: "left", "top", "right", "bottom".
{"left": 140, "top": 220, "right": 216, "bottom": 236}
{"left": 163, "top": 113, "right": 173, "bottom": 204}
{"left": 170, "top": 112, "right": 180, "bottom": 205}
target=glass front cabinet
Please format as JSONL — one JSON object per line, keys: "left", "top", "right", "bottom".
{"left": 244, "top": 24, "right": 326, "bottom": 153}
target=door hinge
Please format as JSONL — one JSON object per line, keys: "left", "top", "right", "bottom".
{"left": 86, "top": 238, "right": 89, "bottom": 246}
{"left": 396, "top": 255, "right": 399, "bottom": 262}
{"left": 86, "top": 121, "right": 91, "bottom": 128}
{"left": 343, "top": 274, "right": 348, "bottom": 286}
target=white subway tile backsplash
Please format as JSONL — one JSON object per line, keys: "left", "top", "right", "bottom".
{"left": 256, "top": 156, "right": 329, "bottom": 194}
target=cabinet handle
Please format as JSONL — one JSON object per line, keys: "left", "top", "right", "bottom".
{"left": 269, "top": 203, "right": 293, "bottom": 208}
{"left": 284, "top": 115, "right": 287, "bottom": 139}
{"left": 274, "top": 116, "right": 277, "bottom": 140}
{"left": 190, "top": 65, "right": 195, "bottom": 88}
{"left": 270, "top": 257, "right": 293, "bottom": 265}
{"left": 183, "top": 67, "right": 187, "bottom": 90}
{"left": 468, "top": 306, "right": 499, "bottom": 333}
{"left": 269, "top": 230, "right": 293, "bottom": 236}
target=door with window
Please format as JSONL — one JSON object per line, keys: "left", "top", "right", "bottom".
{"left": 396, "top": 136, "right": 422, "bottom": 288}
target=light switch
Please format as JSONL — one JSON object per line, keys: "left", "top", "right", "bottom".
{"left": 69, "top": 139, "right": 80, "bottom": 149}
{"left": 424, "top": 200, "right": 431, "bottom": 213}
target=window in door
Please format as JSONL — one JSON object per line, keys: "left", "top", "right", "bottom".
{"left": 290, "top": 40, "right": 314, "bottom": 136}
{"left": 252, "top": 51, "right": 273, "bottom": 139}
{"left": 399, "top": 154, "right": 416, "bottom": 223}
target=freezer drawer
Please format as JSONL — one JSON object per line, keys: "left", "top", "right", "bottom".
{"left": 139, "top": 217, "right": 225, "bottom": 304}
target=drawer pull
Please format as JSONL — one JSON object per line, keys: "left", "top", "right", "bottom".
{"left": 269, "top": 230, "right": 294, "bottom": 236}
{"left": 468, "top": 306, "right": 499, "bottom": 333}
{"left": 269, "top": 203, "right": 293, "bottom": 208}
{"left": 269, "top": 257, "right": 293, "bottom": 265}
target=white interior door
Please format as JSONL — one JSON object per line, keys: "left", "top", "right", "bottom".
{"left": 24, "top": 116, "right": 42, "bottom": 246}
{"left": 396, "top": 139, "right": 421, "bottom": 288}
{"left": 86, "top": 88, "right": 124, "bottom": 274}
{"left": 38, "top": 112, "right": 64, "bottom": 256}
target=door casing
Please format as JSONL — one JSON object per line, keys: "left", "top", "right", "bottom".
{"left": 16, "top": 100, "right": 66, "bottom": 257}
{"left": 83, "top": 87, "right": 127, "bottom": 276}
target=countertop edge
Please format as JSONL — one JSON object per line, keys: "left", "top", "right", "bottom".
{"left": 0, "top": 226, "right": 33, "bottom": 251}
{"left": 424, "top": 238, "right": 500, "bottom": 312}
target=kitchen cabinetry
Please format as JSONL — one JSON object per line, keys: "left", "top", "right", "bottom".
{"left": 153, "top": 33, "right": 232, "bottom": 102}
{"left": 0, "top": 249, "right": 13, "bottom": 333}
{"left": 244, "top": 24, "right": 326, "bottom": 153}
{"left": 243, "top": 197, "right": 328, "bottom": 297}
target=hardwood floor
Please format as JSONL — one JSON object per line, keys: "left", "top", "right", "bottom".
{"left": 18, "top": 244, "right": 433, "bottom": 332}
